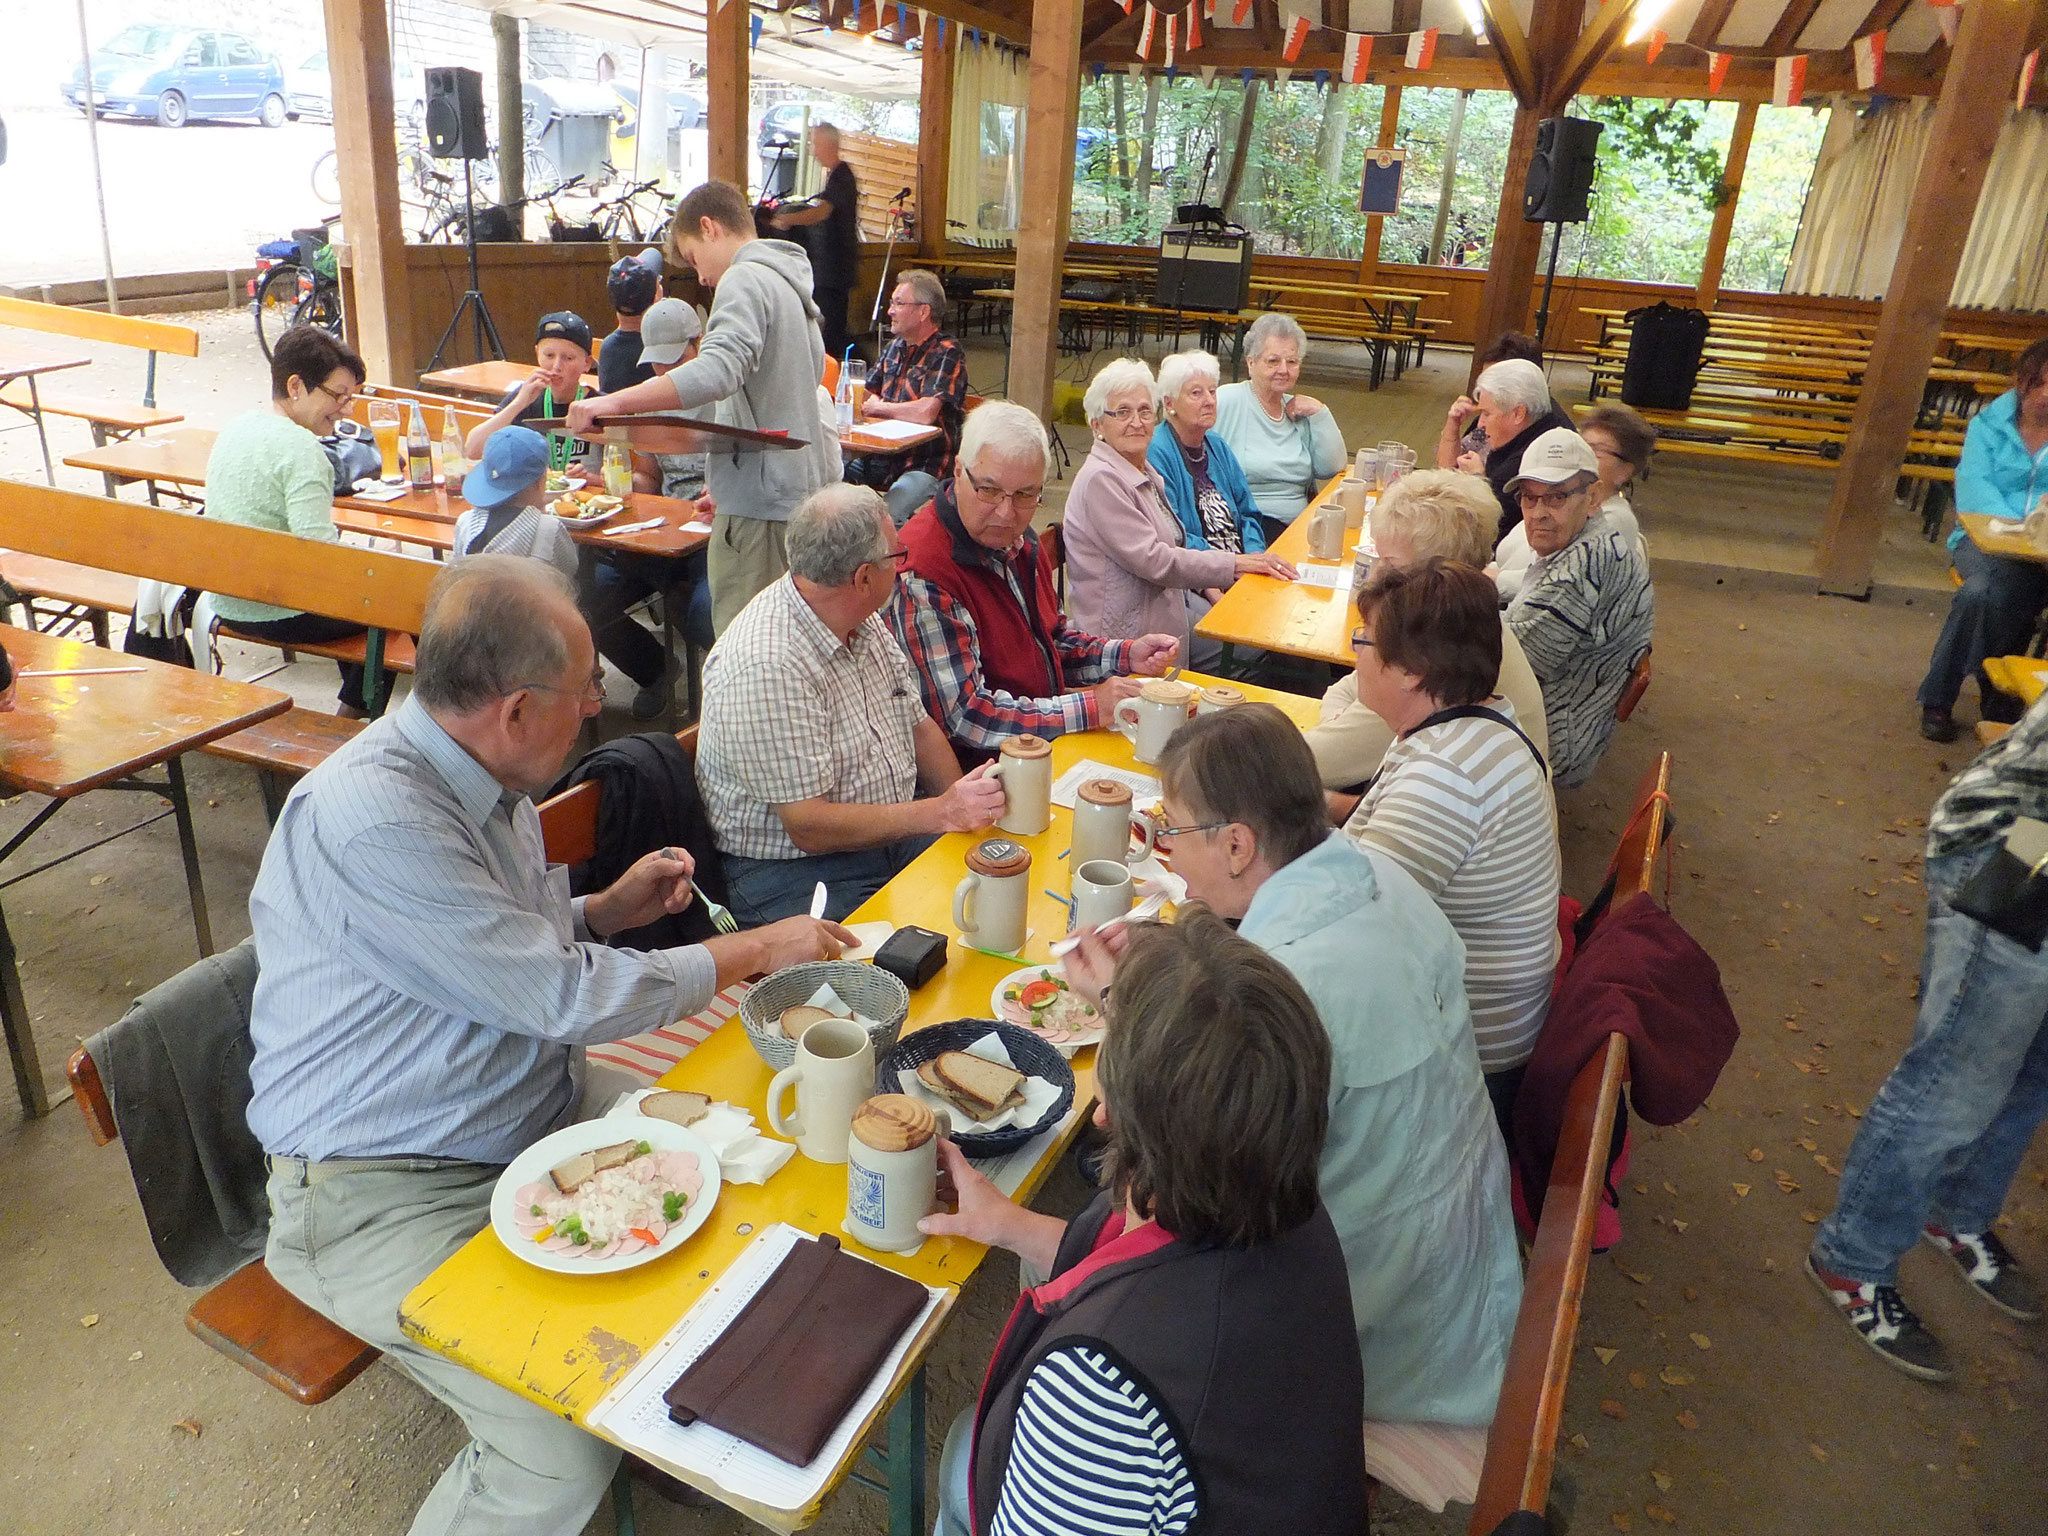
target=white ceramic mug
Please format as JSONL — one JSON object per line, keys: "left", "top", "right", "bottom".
{"left": 1070, "top": 858, "right": 1135, "bottom": 932}
{"left": 766, "top": 1017, "right": 877, "bottom": 1165}
{"left": 1307, "top": 502, "right": 1347, "bottom": 560}
{"left": 846, "top": 1094, "right": 944, "bottom": 1254}
{"left": 1336, "top": 476, "right": 1370, "bottom": 530}
{"left": 1195, "top": 684, "right": 1245, "bottom": 716}
{"left": 953, "top": 838, "right": 1032, "bottom": 954}
{"left": 989, "top": 735, "right": 1052, "bottom": 836}
{"left": 1113, "top": 681, "right": 1196, "bottom": 765}
{"left": 1071, "top": 780, "right": 1157, "bottom": 869}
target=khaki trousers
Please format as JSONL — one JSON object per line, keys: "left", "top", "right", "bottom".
{"left": 708, "top": 513, "right": 790, "bottom": 636}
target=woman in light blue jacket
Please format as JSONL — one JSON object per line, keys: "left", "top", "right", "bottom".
{"left": 1916, "top": 338, "right": 2048, "bottom": 742}
{"left": 1214, "top": 312, "right": 1348, "bottom": 543}
{"left": 1147, "top": 349, "right": 1270, "bottom": 556}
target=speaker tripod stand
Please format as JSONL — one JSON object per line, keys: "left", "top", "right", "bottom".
{"left": 426, "top": 155, "right": 506, "bottom": 374}
{"left": 1532, "top": 220, "right": 1566, "bottom": 354}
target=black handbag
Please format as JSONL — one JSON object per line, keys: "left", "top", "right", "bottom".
{"left": 1949, "top": 818, "right": 2048, "bottom": 950}
{"left": 321, "top": 420, "right": 383, "bottom": 495}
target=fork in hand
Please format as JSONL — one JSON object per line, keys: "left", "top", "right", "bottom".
{"left": 666, "top": 847, "right": 738, "bottom": 934}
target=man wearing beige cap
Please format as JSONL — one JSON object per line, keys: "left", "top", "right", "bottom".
{"left": 1502, "top": 427, "right": 1653, "bottom": 788}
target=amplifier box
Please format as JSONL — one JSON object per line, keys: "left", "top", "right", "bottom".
{"left": 1154, "top": 228, "right": 1252, "bottom": 312}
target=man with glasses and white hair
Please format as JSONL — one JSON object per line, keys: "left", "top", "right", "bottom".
{"left": 699, "top": 483, "right": 1008, "bottom": 922}
{"left": 845, "top": 267, "right": 970, "bottom": 526}
{"left": 1437, "top": 357, "right": 1576, "bottom": 544}
{"left": 249, "top": 556, "right": 851, "bottom": 1536}
{"left": 891, "top": 401, "right": 1181, "bottom": 762}
{"left": 1503, "top": 428, "right": 1654, "bottom": 787}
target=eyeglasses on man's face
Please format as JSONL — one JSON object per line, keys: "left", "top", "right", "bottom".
{"left": 1517, "top": 484, "right": 1587, "bottom": 512}
{"left": 518, "top": 667, "right": 606, "bottom": 706}
{"left": 961, "top": 466, "right": 1044, "bottom": 510}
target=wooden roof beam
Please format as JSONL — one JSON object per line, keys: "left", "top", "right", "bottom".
{"left": 1687, "top": 0, "right": 1739, "bottom": 48}
{"left": 1764, "top": 0, "right": 1831, "bottom": 58}
{"left": 916, "top": 0, "right": 1032, "bottom": 45}
{"left": 1547, "top": 0, "right": 1640, "bottom": 110}
{"left": 1479, "top": 0, "right": 1541, "bottom": 106}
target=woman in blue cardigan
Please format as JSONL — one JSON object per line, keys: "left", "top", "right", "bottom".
{"left": 1148, "top": 349, "right": 1270, "bottom": 559}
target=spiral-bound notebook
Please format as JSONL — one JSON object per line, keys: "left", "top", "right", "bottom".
{"left": 586, "top": 1224, "right": 945, "bottom": 1511}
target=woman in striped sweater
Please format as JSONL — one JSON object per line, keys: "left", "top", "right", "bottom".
{"left": 1343, "top": 557, "right": 1562, "bottom": 1131}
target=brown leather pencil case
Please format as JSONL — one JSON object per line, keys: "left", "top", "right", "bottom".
{"left": 662, "top": 1232, "right": 929, "bottom": 1465}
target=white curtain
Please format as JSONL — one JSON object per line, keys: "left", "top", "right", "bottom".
{"left": 1784, "top": 100, "right": 2048, "bottom": 312}
{"left": 947, "top": 36, "right": 1028, "bottom": 246}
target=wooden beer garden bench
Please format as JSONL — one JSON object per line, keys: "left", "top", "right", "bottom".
{"left": 0, "top": 481, "right": 433, "bottom": 810}
{"left": 0, "top": 296, "right": 199, "bottom": 493}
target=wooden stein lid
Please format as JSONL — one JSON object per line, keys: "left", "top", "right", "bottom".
{"left": 966, "top": 837, "right": 1032, "bottom": 877}
{"left": 1000, "top": 734, "right": 1052, "bottom": 760}
{"left": 1078, "top": 778, "right": 1133, "bottom": 807}
{"left": 1140, "top": 678, "right": 1196, "bottom": 707}
{"left": 853, "top": 1094, "right": 938, "bottom": 1153}
{"left": 1199, "top": 685, "right": 1245, "bottom": 709}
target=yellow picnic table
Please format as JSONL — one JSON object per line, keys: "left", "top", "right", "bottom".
{"left": 1981, "top": 655, "right": 2048, "bottom": 707}
{"left": 1960, "top": 512, "right": 2048, "bottom": 565}
{"left": 1196, "top": 474, "right": 1361, "bottom": 667}
{"left": 396, "top": 677, "right": 1318, "bottom": 1534}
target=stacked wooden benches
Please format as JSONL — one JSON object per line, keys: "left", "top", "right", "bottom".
{"left": 0, "top": 296, "right": 199, "bottom": 495}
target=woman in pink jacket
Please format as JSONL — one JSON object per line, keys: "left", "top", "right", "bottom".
{"left": 1062, "top": 358, "right": 1295, "bottom": 667}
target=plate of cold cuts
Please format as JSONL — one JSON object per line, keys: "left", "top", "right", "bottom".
{"left": 491, "top": 1117, "right": 721, "bottom": 1274}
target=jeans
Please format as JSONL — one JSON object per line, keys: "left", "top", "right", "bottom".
{"left": 1812, "top": 847, "right": 2048, "bottom": 1285}
{"left": 1916, "top": 537, "right": 2048, "bottom": 715}
{"left": 933, "top": 1408, "right": 974, "bottom": 1536}
{"left": 264, "top": 1160, "right": 619, "bottom": 1535}
{"left": 583, "top": 549, "right": 701, "bottom": 689}
{"left": 722, "top": 834, "right": 935, "bottom": 924}
{"left": 223, "top": 611, "right": 396, "bottom": 713}
{"left": 885, "top": 471, "right": 942, "bottom": 528}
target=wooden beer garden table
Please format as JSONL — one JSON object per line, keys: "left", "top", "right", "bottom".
{"left": 841, "top": 422, "right": 943, "bottom": 456}
{"left": 0, "top": 342, "right": 93, "bottom": 484}
{"left": 396, "top": 675, "right": 1318, "bottom": 1534}
{"left": 62, "top": 425, "right": 215, "bottom": 504}
{"left": 1196, "top": 474, "right": 1361, "bottom": 668}
{"left": 0, "top": 623, "right": 290, "bottom": 1114}
{"left": 419, "top": 360, "right": 601, "bottom": 399}
{"left": 332, "top": 485, "right": 715, "bottom": 561}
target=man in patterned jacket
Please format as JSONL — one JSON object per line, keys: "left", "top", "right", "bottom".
{"left": 1502, "top": 428, "right": 1654, "bottom": 787}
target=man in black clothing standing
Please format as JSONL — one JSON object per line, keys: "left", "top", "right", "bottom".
{"left": 771, "top": 123, "right": 860, "bottom": 364}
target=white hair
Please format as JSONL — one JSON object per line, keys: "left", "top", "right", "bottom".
{"left": 1157, "top": 349, "right": 1222, "bottom": 401}
{"left": 1245, "top": 312, "right": 1309, "bottom": 362}
{"left": 1083, "top": 357, "right": 1158, "bottom": 423}
{"left": 1366, "top": 470, "right": 1498, "bottom": 568}
{"left": 1474, "top": 358, "right": 1551, "bottom": 418}
{"left": 959, "top": 400, "right": 1051, "bottom": 478}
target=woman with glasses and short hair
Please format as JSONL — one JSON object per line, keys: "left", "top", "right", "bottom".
{"left": 1213, "top": 312, "right": 1348, "bottom": 544}
{"left": 201, "top": 324, "right": 393, "bottom": 717}
{"left": 1064, "top": 358, "right": 1296, "bottom": 668}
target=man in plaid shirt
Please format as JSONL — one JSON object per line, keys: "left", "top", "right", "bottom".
{"left": 847, "top": 269, "right": 971, "bottom": 526}
{"left": 891, "top": 403, "right": 1180, "bottom": 763}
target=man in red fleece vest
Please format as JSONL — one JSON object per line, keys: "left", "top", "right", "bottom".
{"left": 889, "top": 401, "right": 1179, "bottom": 762}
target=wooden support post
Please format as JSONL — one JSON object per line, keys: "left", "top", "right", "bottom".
{"left": 1358, "top": 84, "right": 1404, "bottom": 290}
{"left": 493, "top": 14, "right": 523, "bottom": 215}
{"left": 1816, "top": 0, "right": 2035, "bottom": 597}
{"left": 1694, "top": 99, "right": 1755, "bottom": 312}
{"left": 323, "top": 0, "right": 415, "bottom": 383}
{"left": 919, "top": 17, "right": 955, "bottom": 259}
{"left": 1008, "top": 0, "right": 1086, "bottom": 421}
{"left": 707, "top": 0, "right": 750, "bottom": 189}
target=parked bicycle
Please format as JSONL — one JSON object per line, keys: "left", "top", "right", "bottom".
{"left": 251, "top": 216, "right": 343, "bottom": 360}
{"left": 588, "top": 176, "right": 670, "bottom": 244}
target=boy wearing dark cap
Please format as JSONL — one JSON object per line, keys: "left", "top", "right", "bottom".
{"left": 464, "top": 312, "right": 596, "bottom": 469}
{"left": 599, "top": 249, "right": 664, "bottom": 395}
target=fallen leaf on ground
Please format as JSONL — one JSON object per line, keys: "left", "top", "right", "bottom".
{"left": 1808, "top": 1443, "right": 1828, "bottom": 1462}
{"left": 1683, "top": 1286, "right": 1700, "bottom": 1302}
{"left": 1783, "top": 1017, "right": 1803, "bottom": 1030}
{"left": 1797, "top": 1136, "right": 1818, "bottom": 1152}
{"left": 1629, "top": 1370, "right": 1648, "bottom": 1389}
{"left": 80, "top": 1314, "right": 98, "bottom": 1328}
{"left": 128, "top": 1350, "right": 143, "bottom": 1362}
{"left": 1635, "top": 1183, "right": 1650, "bottom": 1195}
{"left": 1762, "top": 1256, "right": 1778, "bottom": 1272}
{"left": 1594, "top": 1346, "right": 1618, "bottom": 1365}
{"left": 1645, "top": 1505, "right": 1678, "bottom": 1526}
{"left": 1571, "top": 1432, "right": 1591, "bottom": 1449}
{"left": 1612, "top": 1514, "right": 1634, "bottom": 1531}
{"left": 173, "top": 1419, "right": 202, "bottom": 1438}
{"left": 1672, "top": 1219, "right": 1690, "bottom": 1233}
{"left": 1660, "top": 1366, "right": 1694, "bottom": 1386}
{"left": 1602, "top": 1399, "right": 1627, "bottom": 1420}
{"left": 1663, "top": 1181, "right": 1678, "bottom": 1195}
{"left": 1775, "top": 1171, "right": 1802, "bottom": 1193}
{"left": 89, "top": 874, "right": 110, "bottom": 887}
{"left": 1845, "top": 1102, "right": 1863, "bottom": 1118}
{"left": 1676, "top": 1410, "right": 1700, "bottom": 1430}
{"left": 1764, "top": 938, "right": 1781, "bottom": 948}
{"left": 1747, "top": 1148, "right": 1765, "bottom": 1162}
{"left": 1690, "top": 1332, "right": 1712, "bottom": 1350}
{"left": 1802, "top": 1210, "right": 1823, "bottom": 1223}
{"left": 1817, "top": 1154, "right": 1841, "bottom": 1176}
{"left": 1651, "top": 1469, "right": 1673, "bottom": 1493}
{"left": 1733, "top": 1182, "right": 1751, "bottom": 1196}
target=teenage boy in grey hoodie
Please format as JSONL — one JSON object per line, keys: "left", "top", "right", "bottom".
{"left": 569, "top": 180, "right": 839, "bottom": 634}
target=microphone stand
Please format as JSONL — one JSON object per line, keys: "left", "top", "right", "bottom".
{"left": 1166, "top": 147, "right": 1218, "bottom": 357}
{"left": 869, "top": 186, "right": 914, "bottom": 347}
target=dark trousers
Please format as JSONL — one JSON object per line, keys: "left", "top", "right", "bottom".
{"left": 225, "top": 611, "right": 394, "bottom": 713}
{"left": 582, "top": 551, "right": 696, "bottom": 689}
{"left": 815, "top": 284, "right": 853, "bottom": 365}
{"left": 1918, "top": 537, "right": 2048, "bottom": 717}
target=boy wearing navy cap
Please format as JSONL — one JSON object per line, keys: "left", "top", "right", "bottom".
{"left": 465, "top": 312, "right": 597, "bottom": 470}
{"left": 599, "top": 249, "right": 664, "bottom": 395}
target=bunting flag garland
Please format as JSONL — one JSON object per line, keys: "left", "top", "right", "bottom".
{"left": 1344, "top": 32, "right": 1374, "bottom": 83}
{"left": 2022, "top": 49, "right": 2039, "bottom": 108}
{"left": 1707, "top": 51, "right": 1730, "bottom": 94}
{"left": 1234, "top": 0, "right": 1254, "bottom": 19}
{"left": 1137, "top": 4, "right": 1156, "bottom": 58}
{"left": 1282, "top": 8, "right": 1313, "bottom": 61}
{"left": 1772, "top": 53, "right": 1806, "bottom": 106}
{"left": 1314, "top": 66, "right": 1329, "bottom": 88}
{"left": 1277, "top": 67, "right": 1293, "bottom": 83}
{"left": 896, "top": 2, "right": 908, "bottom": 35}
{"left": 1853, "top": 31, "right": 1884, "bottom": 90}
{"left": 1644, "top": 29, "right": 1665, "bottom": 65}
{"left": 1405, "top": 27, "right": 1438, "bottom": 69}
{"left": 1118, "top": 0, "right": 1133, "bottom": 11}
{"left": 750, "top": 11, "right": 762, "bottom": 44}
{"left": 1201, "top": 64, "right": 1218, "bottom": 83}
{"left": 1165, "top": 11, "right": 1177, "bottom": 69}
{"left": 1187, "top": 2, "right": 1202, "bottom": 49}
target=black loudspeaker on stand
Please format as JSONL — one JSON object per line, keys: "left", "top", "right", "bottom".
{"left": 422, "top": 66, "right": 506, "bottom": 372}
{"left": 1522, "top": 116, "right": 1602, "bottom": 353}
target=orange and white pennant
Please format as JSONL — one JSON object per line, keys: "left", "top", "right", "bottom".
{"left": 1344, "top": 32, "right": 1374, "bottom": 83}
{"left": 1187, "top": 2, "right": 1202, "bottom": 49}
{"left": 1707, "top": 51, "right": 1730, "bottom": 94}
{"left": 1404, "top": 27, "right": 1438, "bottom": 69}
{"left": 1934, "top": 1, "right": 1959, "bottom": 45}
{"left": 2022, "top": 49, "right": 2040, "bottom": 108}
{"left": 1281, "top": 7, "right": 1313, "bottom": 61}
{"left": 1645, "top": 29, "right": 1666, "bottom": 64}
{"left": 1853, "top": 31, "right": 1884, "bottom": 90}
{"left": 1772, "top": 54, "right": 1806, "bottom": 107}
{"left": 1164, "top": 11, "right": 1177, "bottom": 68}
{"left": 1117, "top": 0, "right": 1133, "bottom": 11}
{"left": 1233, "top": 0, "right": 1253, "bottom": 20}
{"left": 1137, "top": 4, "right": 1155, "bottom": 58}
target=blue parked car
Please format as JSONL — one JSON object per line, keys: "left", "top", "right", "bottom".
{"left": 62, "top": 24, "right": 288, "bottom": 130}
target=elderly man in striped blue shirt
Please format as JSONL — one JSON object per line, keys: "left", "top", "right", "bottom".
{"left": 248, "top": 555, "right": 850, "bottom": 1536}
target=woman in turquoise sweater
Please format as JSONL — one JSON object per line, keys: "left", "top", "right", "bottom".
{"left": 1146, "top": 349, "right": 1269, "bottom": 556}
{"left": 1213, "top": 312, "right": 1347, "bottom": 544}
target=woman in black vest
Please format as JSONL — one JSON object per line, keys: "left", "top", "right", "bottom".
{"left": 923, "top": 910, "right": 1368, "bottom": 1536}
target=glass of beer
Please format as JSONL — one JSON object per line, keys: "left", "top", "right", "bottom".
{"left": 368, "top": 401, "right": 402, "bottom": 480}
